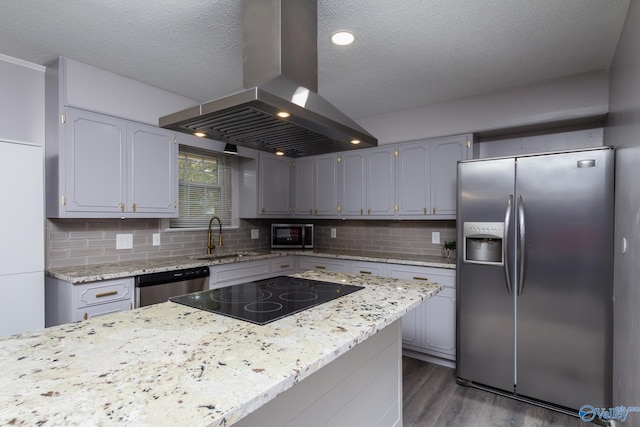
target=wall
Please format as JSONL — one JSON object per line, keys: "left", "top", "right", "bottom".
{"left": 604, "top": 0, "right": 640, "bottom": 412}
{"left": 357, "top": 70, "right": 609, "bottom": 145}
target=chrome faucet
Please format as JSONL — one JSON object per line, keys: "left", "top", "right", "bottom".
{"left": 207, "top": 216, "right": 223, "bottom": 254}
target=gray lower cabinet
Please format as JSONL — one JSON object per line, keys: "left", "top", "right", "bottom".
{"left": 45, "top": 277, "right": 134, "bottom": 326}
{"left": 388, "top": 264, "right": 456, "bottom": 362}
{"left": 46, "top": 107, "right": 177, "bottom": 218}
{"left": 209, "top": 257, "right": 297, "bottom": 289}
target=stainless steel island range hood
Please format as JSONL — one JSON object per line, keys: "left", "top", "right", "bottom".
{"left": 159, "top": 0, "right": 377, "bottom": 158}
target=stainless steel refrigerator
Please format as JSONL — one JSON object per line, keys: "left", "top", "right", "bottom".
{"left": 456, "top": 147, "right": 613, "bottom": 412}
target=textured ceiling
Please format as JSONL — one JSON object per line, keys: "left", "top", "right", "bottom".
{"left": 0, "top": 0, "right": 630, "bottom": 119}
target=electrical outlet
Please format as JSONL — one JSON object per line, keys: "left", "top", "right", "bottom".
{"left": 152, "top": 233, "right": 161, "bottom": 246}
{"left": 251, "top": 229, "right": 259, "bottom": 239}
{"left": 116, "top": 233, "right": 133, "bottom": 250}
{"left": 432, "top": 232, "right": 440, "bottom": 244}
{"left": 331, "top": 228, "right": 337, "bottom": 238}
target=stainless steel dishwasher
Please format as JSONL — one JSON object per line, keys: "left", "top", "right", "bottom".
{"left": 134, "top": 267, "right": 210, "bottom": 307}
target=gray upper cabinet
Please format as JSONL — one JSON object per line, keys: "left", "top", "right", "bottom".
{"left": 258, "top": 152, "right": 292, "bottom": 216}
{"left": 397, "top": 134, "right": 472, "bottom": 219}
{"left": 49, "top": 108, "right": 178, "bottom": 218}
{"left": 340, "top": 146, "right": 396, "bottom": 218}
{"left": 251, "top": 134, "right": 472, "bottom": 220}
{"left": 366, "top": 147, "right": 396, "bottom": 217}
{"left": 127, "top": 122, "right": 177, "bottom": 215}
{"left": 292, "top": 157, "right": 314, "bottom": 216}
{"left": 314, "top": 154, "right": 340, "bottom": 216}
{"left": 339, "top": 151, "right": 367, "bottom": 217}
{"left": 45, "top": 57, "right": 180, "bottom": 219}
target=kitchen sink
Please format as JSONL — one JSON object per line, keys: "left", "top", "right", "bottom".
{"left": 189, "top": 251, "right": 262, "bottom": 260}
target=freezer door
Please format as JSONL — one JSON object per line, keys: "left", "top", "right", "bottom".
{"left": 515, "top": 149, "right": 613, "bottom": 410}
{"left": 456, "top": 158, "right": 516, "bottom": 392}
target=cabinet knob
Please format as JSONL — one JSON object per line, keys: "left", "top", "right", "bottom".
{"left": 83, "top": 313, "right": 88, "bottom": 320}
{"left": 314, "top": 209, "right": 318, "bottom": 215}
{"left": 120, "top": 203, "right": 125, "bottom": 212}
{"left": 433, "top": 207, "right": 436, "bottom": 214}
{"left": 424, "top": 207, "right": 427, "bottom": 215}
{"left": 309, "top": 209, "right": 313, "bottom": 215}
{"left": 360, "top": 208, "right": 363, "bottom": 215}
{"left": 261, "top": 208, "right": 266, "bottom": 213}
{"left": 368, "top": 208, "right": 371, "bottom": 215}
{"left": 132, "top": 203, "right": 137, "bottom": 212}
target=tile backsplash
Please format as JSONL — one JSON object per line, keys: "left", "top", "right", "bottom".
{"left": 46, "top": 218, "right": 457, "bottom": 268}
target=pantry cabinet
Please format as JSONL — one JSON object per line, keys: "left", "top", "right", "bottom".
{"left": 50, "top": 108, "right": 177, "bottom": 218}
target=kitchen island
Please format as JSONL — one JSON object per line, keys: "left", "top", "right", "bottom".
{"left": 0, "top": 270, "right": 440, "bottom": 426}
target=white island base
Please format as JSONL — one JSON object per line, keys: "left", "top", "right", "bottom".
{"left": 235, "top": 320, "right": 402, "bottom": 427}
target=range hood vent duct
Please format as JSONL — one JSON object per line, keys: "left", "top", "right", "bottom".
{"left": 159, "top": 0, "right": 377, "bottom": 158}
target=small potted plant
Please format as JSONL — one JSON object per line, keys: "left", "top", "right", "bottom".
{"left": 443, "top": 240, "right": 456, "bottom": 259}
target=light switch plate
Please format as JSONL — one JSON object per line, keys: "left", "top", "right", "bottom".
{"left": 152, "top": 233, "right": 161, "bottom": 246}
{"left": 251, "top": 229, "right": 259, "bottom": 239}
{"left": 331, "top": 228, "right": 337, "bottom": 238}
{"left": 432, "top": 232, "right": 440, "bottom": 244}
{"left": 116, "top": 233, "right": 133, "bottom": 250}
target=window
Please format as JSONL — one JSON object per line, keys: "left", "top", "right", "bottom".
{"left": 170, "top": 146, "right": 232, "bottom": 228}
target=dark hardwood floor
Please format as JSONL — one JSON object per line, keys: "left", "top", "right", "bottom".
{"left": 402, "top": 357, "right": 593, "bottom": 427}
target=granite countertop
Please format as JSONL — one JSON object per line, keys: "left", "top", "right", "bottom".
{"left": 0, "top": 271, "right": 441, "bottom": 426}
{"left": 46, "top": 250, "right": 455, "bottom": 284}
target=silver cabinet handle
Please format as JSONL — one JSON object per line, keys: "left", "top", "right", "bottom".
{"left": 503, "top": 195, "right": 513, "bottom": 295}
{"left": 517, "top": 195, "right": 526, "bottom": 295}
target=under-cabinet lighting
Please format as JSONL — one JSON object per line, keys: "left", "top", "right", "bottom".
{"left": 194, "top": 132, "right": 207, "bottom": 138}
{"left": 276, "top": 111, "right": 291, "bottom": 118}
{"left": 350, "top": 139, "right": 361, "bottom": 145}
{"left": 275, "top": 150, "right": 286, "bottom": 156}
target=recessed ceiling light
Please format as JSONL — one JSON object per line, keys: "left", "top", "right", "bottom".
{"left": 194, "top": 131, "right": 207, "bottom": 138}
{"left": 276, "top": 111, "right": 291, "bottom": 118}
{"left": 331, "top": 31, "right": 355, "bottom": 46}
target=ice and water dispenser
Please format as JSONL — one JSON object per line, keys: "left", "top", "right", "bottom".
{"left": 463, "top": 222, "right": 504, "bottom": 265}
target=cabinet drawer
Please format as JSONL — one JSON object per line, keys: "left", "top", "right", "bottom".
{"left": 388, "top": 265, "right": 455, "bottom": 287}
{"left": 272, "top": 257, "right": 296, "bottom": 275}
{"left": 209, "top": 260, "right": 271, "bottom": 288}
{"left": 297, "top": 257, "right": 348, "bottom": 272}
{"left": 76, "top": 279, "right": 132, "bottom": 308}
{"left": 350, "top": 261, "right": 387, "bottom": 277}
{"left": 75, "top": 299, "right": 132, "bottom": 322}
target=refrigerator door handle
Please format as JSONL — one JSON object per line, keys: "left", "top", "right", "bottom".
{"left": 503, "top": 195, "right": 513, "bottom": 294}
{"left": 517, "top": 195, "right": 526, "bottom": 295}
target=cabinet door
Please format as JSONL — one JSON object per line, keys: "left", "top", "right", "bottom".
{"left": 400, "top": 307, "right": 421, "bottom": 347}
{"left": 422, "top": 286, "right": 456, "bottom": 360}
{"left": 340, "top": 151, "right": 366, "bottom": 217}
{"left": 367, "top": 147, "right": 396, "bottom": 216}
{"left": 128, "top": 123, "right": 177, "bottom": 216}
{"left": 259, "top": 153, "right": 291, "bottom": 216}
{"left": 430, "top": 135, "right": 468, "bottom": 216}
{"left": 397, "top": 142, "right": 430, "bottom": 217}
{"left": 314, "top": 154, "right": 339, "bottom": 216}
{"left": 64, "top": 108, "right": 126, "bottom": 213}
{"left": 292, "top": 157, "right": 314, "bottom": 216}
{"left": 0, "top": 143, "right": 43, "bottom": 274}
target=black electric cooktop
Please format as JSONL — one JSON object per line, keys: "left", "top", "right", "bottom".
{"left": 169, "top": 276, "right": 364, "bottom": 325}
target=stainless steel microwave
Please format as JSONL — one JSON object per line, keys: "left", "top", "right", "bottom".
{"left": 271, "top": 224, "right": 313, "bottom": 249}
